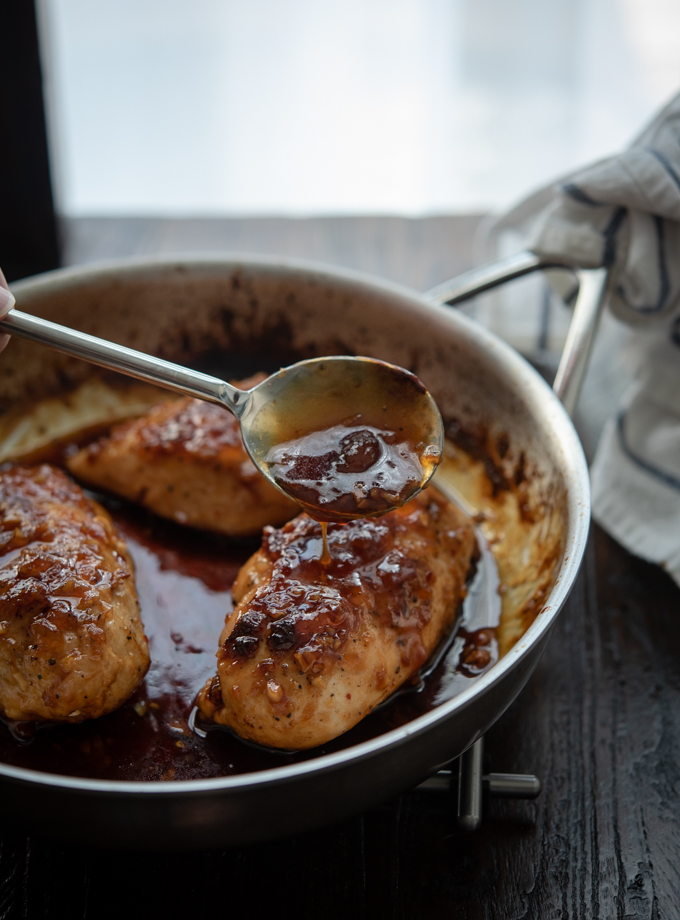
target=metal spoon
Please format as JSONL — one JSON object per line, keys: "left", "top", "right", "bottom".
{"left": 0, "top": 309, "right": 443, "bottom": 517}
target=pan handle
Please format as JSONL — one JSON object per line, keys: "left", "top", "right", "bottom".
{"left": 422, "top": 255, "right": 608, "bottom": 830}
{"left": 551, "top": 267, "right": 607, "bottom": 417}
{"left": 424, "top": 249, "right": 608, "bottom": 419}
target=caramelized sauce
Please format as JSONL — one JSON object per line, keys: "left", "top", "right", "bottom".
{"left": 265, "top": 424, "right": 438, "bottom": 524}
{"left": 0, "top": 493, "right": 500, "bottom": 781}
{"left": 319, "top": 522, "right": 331, "bottom": 566}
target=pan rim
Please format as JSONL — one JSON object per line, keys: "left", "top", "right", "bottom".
{"left": 0, "top": 253, "right": 590, "bottom": 796}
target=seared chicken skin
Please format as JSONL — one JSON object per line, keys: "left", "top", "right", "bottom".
{"left": 0, "top": 465, "right": 149, "bottom": 722}
{"left": 66, "top": 378, "right": 298, "bottom": 536}
{"left": 197, "top": 487, "right": 476, "bottom": 749}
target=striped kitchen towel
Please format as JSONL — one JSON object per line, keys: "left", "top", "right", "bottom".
{"left": 487, "top": 91, "right": 680, "bottom": 584}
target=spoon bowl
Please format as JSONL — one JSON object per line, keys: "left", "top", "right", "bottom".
{"left": 242, "top": 355, "right": 443, "bottom": 520}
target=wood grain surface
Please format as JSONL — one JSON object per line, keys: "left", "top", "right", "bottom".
{"left": 1, "top": 217, "right": 678, "bottom": 919}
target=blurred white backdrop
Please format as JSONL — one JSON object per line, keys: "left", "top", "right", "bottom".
{"left": 40, "top": 0, "right": 680, "bottom": 216}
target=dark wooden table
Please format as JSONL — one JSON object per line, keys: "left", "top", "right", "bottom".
{"left": 2, "top": 217, "right": 679, "bottom": 919}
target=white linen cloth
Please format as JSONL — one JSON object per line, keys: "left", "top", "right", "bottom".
{"left": 484, "top": 92, "right": 680, "bottom": 584}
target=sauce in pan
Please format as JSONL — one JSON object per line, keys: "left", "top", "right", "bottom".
{"left": 0, "top": 492, "right": 499, "bottom": 782}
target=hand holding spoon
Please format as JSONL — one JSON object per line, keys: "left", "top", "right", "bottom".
{"left": 0, "top": 309, "right": 443, "bottom": 523}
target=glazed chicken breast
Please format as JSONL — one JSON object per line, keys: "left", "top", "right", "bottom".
{"left": 197, "top": 486, "right": 476, "bottom": 749}
{"left": 0, "top": 464, "right": 149, "bottom": 722}
{"left": 66, "top": 378, "right": 298, "bottom": 537}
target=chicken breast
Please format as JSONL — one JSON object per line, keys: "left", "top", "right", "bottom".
{"left": 197, "top": 486, "right": 476, "bottom": 749}
{"left": 66, "top": 380, "right": 298, "bottom": 537}
{"left": 0, "top": 464, "right": 149, "bottom": 722}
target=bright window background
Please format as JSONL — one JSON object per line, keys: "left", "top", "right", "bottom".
{"left": 41, "top": 0, "right": 680, "bottom": 216}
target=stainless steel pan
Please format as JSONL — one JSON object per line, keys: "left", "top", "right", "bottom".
{"left": 0, "top": 251, "right": 603, "bottom": 848}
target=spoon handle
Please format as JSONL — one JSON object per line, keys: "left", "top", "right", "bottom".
{"left": 0, "top": 309, "right": 247, "bottom": 416}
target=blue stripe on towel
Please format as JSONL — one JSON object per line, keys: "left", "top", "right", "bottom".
{"left": 561, "top": 183, "right": 601, "bottom": 206}
{"left": 646, "top": 147, "right": 680, "bottom": 193}
{"left": 603, "top": 207, "right": 626, "bottom": 267}
{"left": 670, "top": 315, "right": 680, "bottom": 348}
{"left": 565, "top": 283, "right": 579, "bottom": 306}
{"left": 655, "top": 215, "right": 671, "bottom": 311}
{"left": 617, "top": 410, "right": 680, "bottom": 492}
